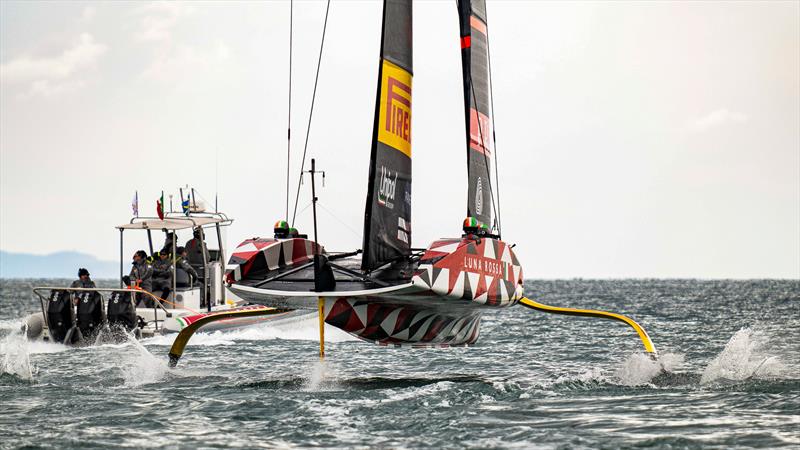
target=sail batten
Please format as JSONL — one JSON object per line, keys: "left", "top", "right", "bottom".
{"left": 459, "top": 0, "right": 494, "bottom": 228}
{"left": 362, "top": 0, "right": 413, "bottom": 271}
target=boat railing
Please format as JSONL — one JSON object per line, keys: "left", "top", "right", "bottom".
{"left": 32, "top": 286, "right": 173, "bottom": 333}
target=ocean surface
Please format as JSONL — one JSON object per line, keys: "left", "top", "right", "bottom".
{"left": 1, "top": 278, "right": 798, "bottom": 449}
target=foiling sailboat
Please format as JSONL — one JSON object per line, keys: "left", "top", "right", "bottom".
{"left": 168, "top": 0, "right": 658, "bottom": 366}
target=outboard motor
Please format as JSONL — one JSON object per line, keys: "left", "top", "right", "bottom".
{"left": 46, "top": 290, "right": 74, "bottom": 343}
{"left": 76, "top": 291, "right": 104, "bottom": 340}
{"left": 107, "top": 291, "right": 137, "bottom": 331}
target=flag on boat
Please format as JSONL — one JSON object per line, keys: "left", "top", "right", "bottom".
{"left": 182, "top": 199, "right": 190, "bottom": 215}
{"left": 156, "top": 192, "right": 165, "bottom": 220}
{"left": 131, "top": 191, "right": 139, "bottom": 217}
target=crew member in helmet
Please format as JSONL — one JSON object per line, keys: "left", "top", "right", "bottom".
{"left": 478, "top": 222, "right": 491, "bottom": 237}
{"left": 288, "top": 227, "right": 299, "bottom": 238}
{"left": 70, "top": 268, "right": 96, "bottom": 289}
{"left": 274, "top": 220, "right": 290, "bottom": 239}
{"left": 462, "top": 217, "right": 482, "bottom": 237}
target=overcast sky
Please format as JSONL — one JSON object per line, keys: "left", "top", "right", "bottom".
{"left": 1, "top": 1, "right": 798, "bottom": 278}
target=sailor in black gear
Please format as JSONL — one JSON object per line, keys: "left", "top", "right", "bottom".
{"left": 175, "top": 246, "right": 199, "bottom": 287}
{"left": 151, "top": 251, "right": 173, "bottom": 302}
{"left": 70, "top": 268, "right": 97, "bottom": 306}
{"left": 70, "top": 268, "right": 96, "bottom": 289}
{"left": 160, "top": 231, "right": 176, "bottom": 255}
{"left": 184, "top": 228, "right": 208, "bottom": 265}
{"left": 130, "top": 250, "right": 154, "bottom": 307}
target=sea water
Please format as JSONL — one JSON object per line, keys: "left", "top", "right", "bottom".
{"left": 1, "top": 279, "right": 798, "bottom": 449}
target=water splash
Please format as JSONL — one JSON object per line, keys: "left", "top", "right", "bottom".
{"left": 700, "top": 327, "right": 787, "bottom": 384}
{"left": 302, "top": 359, "right": 337, "bottom": 391}
{"left": 0, "top": 322, "right": 36, "bottom": 381}
{"left": 142, "top": 317, "right": 356, "bottom": 347}
{"left": 119, "top": 333, "right": 169, "bottom": 387}
{"left": 614, "top": 352, "right": 684, "bottom": 386}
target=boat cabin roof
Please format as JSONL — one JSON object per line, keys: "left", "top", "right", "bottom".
{"left": 116, "top": 216, "right": 227, "bottom": 231}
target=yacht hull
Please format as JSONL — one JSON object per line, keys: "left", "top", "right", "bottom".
{"left": 229, "top": 236, "right": 524, "bottom": 346}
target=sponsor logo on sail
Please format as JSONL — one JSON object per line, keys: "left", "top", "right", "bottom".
{"left": 377, "top": 166, "right": 397, "bottom": 209}
{"left": 469, "top": 107, "right": 491, "bottom": 154}
{"left": 385, "top": 77, "right": 410, "bottom": 142}
{"left": 475, "top": 177, "right": 483, "bottom": 216}
{"left": 378, "top": 60, "right": 412, "bottom": 157}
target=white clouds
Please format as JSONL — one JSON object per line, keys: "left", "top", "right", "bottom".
{"left": 0, "top": 32, "right": 107, "bottom": 97}
{"left": 141, "top": 41, "right": 231, "bottom": 83}
{"left": 689, "top": 108, "right": 750, "bottom": 132}
{"left": 133, "top": 2, "right": 230, "bottom": 85}
{"left": 134, "top": 2, "right": 192, "bottom": 43}
{"left": 81, "top": 6, "right": 96, "bottom": 22}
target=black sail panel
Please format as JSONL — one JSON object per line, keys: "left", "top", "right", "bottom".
{"left": 362, "top": 0, "right": 413, "bottom": 271}
{"left": 458, "top": 0, "right": 493, "bottom": 228}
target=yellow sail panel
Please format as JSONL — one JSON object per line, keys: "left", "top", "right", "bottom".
{"left": 377, "top": 60, "right": 412, "bottom": 157}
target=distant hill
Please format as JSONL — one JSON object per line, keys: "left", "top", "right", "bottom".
{"left": 0, "top": 251, "right": 118, "bottom": 279}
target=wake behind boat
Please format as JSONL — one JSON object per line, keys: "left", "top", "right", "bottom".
{"left": 24, "top": 204, "right": 308, "bottom": 346}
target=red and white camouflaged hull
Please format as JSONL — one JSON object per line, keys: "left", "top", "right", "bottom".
{"left": 229, "top": 235, "right": 523, "bottom": 346}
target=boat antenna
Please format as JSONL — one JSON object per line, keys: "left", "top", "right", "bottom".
{"left": 215, "top": 147, "right": 220, "bottom": 213}
{"left": 290, "top": 0, "right": 331, "bottom": 227}
{"left": 285, "top": 0, "right": 294, "bottom": 222}
{"left": 305, "top": 158, "right": 326, "bottom": 292}
{"left": 484, "top": 4, "right": 502, "bottom": 236}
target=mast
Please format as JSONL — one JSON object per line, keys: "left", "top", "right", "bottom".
{"left": 310, "top": 159, "right": 321, "bottom": 291}
{"left": 361, "top": 0, "right": 413, "bottom": 271}
{"left": 458, "top": 0, "right": 495, "bottom": 230}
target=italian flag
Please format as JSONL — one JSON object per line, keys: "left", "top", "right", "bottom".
{"left": 156, "top": 191, "right": 164, "bottom": 220}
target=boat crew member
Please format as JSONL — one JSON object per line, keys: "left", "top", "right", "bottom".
{"left": 288, "top": 227, "right": 299, "bottom": 238}
{"left": 462, "top": 217, "right": 481, "bottom": 237}
{"left": 175, "top": 246, "right": 199, "bottom": 288}
{"left": 160, "top": 231, "right": 176, "bottom": 256}
{"left": 70, "top": 268, "right": 96, "bottom": 305}
{"left": 274, "top": 220, "right": 290, "bottom": 239}
{"left": 152, "top": 251, "right": 173, "bottom": 302}
{"left": 70, "top": 268, "right": 96, "bottom": 289}
{"left": 130, "top": 250, "right": 154, "bottom": 307}
{"left": 185, "top": 228, "right": 209, "bottom": 275}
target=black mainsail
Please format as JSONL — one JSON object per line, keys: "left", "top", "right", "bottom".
{"left": 458, "top": 0, "right": 494, "bottom": 229}
{"left": 362, "top": 0, "right": 413, "bottom": 271}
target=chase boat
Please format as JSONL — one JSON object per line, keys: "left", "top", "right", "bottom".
{"left": 24, "top": 209, "right": 310, "bottom": 345}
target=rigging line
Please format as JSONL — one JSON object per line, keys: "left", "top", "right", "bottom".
{"left": 285, "top": 0, "right": 293, "bottom": 222}
{"left": 295, "top": 201, "right": 313, "bottom": 217}
{"left": 290, "top": 0, "right": 331, "bottom": 227}
{"left": 483, "top": 4, "right": 502, "bottom": 236}
{"left": 316, "top": 201, "right": 362, "bottom": 239}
